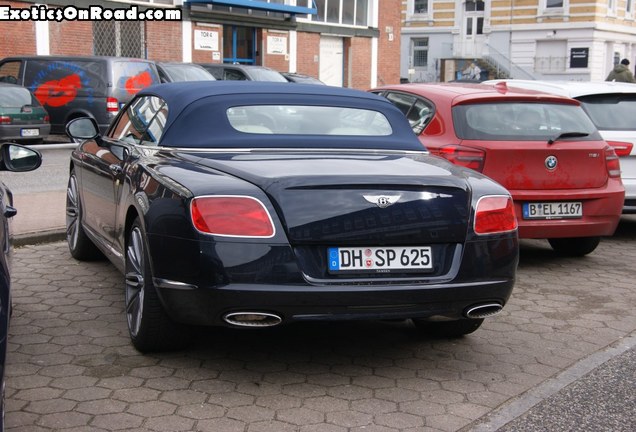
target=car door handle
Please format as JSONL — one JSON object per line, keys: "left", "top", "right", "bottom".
{"left": 109, "top": 164, "right": 123, "bottom": 175}
{"left": 4, "top": 205, "right": 17, "bottom": 218}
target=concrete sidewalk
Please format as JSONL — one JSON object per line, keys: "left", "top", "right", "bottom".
{"left": 10, "top": 189, "right": 66, "bottom": 247}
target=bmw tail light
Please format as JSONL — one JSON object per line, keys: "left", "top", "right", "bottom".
{"left": 191, "top": 196, "right": 275, "bottom": 238}
{"left": 437, "top": 145, "right": 486, "bottom": 172}
{"left": 474, "top": 195, "right": 517, "bottom": 235}
{"left": 604, "top": 146, "right": 621, "bottom": 178}
{"left": 606, "top": 141, "right": 633, "bottom": 157}
{"left": 106, "top": 97, "right": 119, "bottom": 113}
{"left": 0, "top": 116, "right": 11, "bottom": 125}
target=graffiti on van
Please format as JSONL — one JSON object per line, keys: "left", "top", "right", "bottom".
{"left": 124, "top": 71, "right": 153, "bottom": 95}
{"left": 28, "top": 61, "right": 98, "bottom": 108}
{"left": 34, "top": 74, "right": 82, "bottom": 107}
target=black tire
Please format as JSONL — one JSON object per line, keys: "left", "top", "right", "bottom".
{"left": 548, "top": 237, "right": 600, "bottom": 257}
{"left": 125, "top": 217, "right": 190, "bottom": 353}
{"left": 66, "top": 170, "right": 103, "bottom": 261}
{"left": 413, "top": 318, "right": 484, "bottom": 338}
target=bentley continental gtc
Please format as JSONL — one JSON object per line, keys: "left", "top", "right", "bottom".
{"left": 65, "top": 82, "right": 519, "bottom": 352}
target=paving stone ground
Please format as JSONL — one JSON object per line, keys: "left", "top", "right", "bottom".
{"left": 6, "top": 216, "right": 636, "bottom": 432}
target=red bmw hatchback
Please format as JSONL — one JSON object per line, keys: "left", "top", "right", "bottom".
{"left": 372, "top": 82, "right": 624, "bottom": 256}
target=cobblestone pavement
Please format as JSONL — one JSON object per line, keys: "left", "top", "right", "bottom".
{"left": 6, "top": 217, "right": 636, "bottom": 432}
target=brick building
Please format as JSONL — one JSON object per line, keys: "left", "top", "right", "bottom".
{"left": 401, "top": 0, "right": 636, "bottom": 82}
{"left": 0, "top": 0, "right": 401, "bottom": 89}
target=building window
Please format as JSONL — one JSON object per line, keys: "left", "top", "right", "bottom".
{"left": 465, "top": 0, "right": 485, "bottom": 12}
{"left": 412, "top": 38, "right": 428, "bottom": 67}
{"left": 627, "top": 0, "right": 633, "bottom": 17}
{"left": 414, "top": 0, "right": 428, "bottom": 14}
{"left": 546, "top": 0, "right": 563, "bottom": 7}
{"left": 607, "top": 0, "right": 617, "bottom": 15}
{"left": 311, "top": 0, "right": 369, "bottom": 26}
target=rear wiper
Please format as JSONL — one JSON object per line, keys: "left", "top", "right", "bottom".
{"left": 548, "top": 132, "right": 589, "bottom": 145}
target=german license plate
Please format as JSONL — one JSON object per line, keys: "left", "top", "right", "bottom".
{"left": 328, "top": 246, "right": 433, "bottom": 273}
{"left": 522, "top": 202, "right": 582, "bottom": 219}
{"left": 20, "top": 128, "right": 39, "bottom": 137}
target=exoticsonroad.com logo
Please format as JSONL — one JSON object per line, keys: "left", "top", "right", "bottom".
{"left": 0, "top": 4, "right": 182, "bottom": 22}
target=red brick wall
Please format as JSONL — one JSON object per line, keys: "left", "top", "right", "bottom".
{"left": 262, "top": 30, "right": 289, "bottom": 73}
{"left": 348, "top": 37, "right": 372, "bottom": 90}
{"left": 0, "top": 1, "right": 37, "bottom": 58}
{"left": 296, "top": 32, "right": 320, "bottom": 78}
{"left": 146, "top": 20, "right": 182, "bottom": 62}
{"left": 49, "top": 19, "right": 92, "bottom": 55}
{"left": 377, "top": 0, "right": 401, "bottom": 85}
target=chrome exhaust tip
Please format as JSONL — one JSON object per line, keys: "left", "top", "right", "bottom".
{"left": 464, "top": 303, "right": 503, "bottom": 319}
{"left": 223, "top": 312, "right": 283, "bottom": 327}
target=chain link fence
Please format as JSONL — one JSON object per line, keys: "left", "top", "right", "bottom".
{"left": 93, "top": 21, "right": 145, "bottom": 58}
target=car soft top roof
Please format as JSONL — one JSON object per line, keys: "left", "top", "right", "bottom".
{"left": 137, "top": 81, "right": 424, "bottom": 150}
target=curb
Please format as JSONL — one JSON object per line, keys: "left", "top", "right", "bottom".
{"left": 12, "top": 228, "right": 67, "bottom": 247}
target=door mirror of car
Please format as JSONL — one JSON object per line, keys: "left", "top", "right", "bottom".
{"left": 0, "top": 143, "right": 42, "bottom": 172}
{"left": 66, "top": 117, "right": 100, "bottom": 140}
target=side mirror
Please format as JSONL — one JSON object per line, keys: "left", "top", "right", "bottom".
{"left": 66, "top": 117, "right": 100, "bottom": 140}
{"left": 0, "top": 143, "right": 42, "bottom": 172}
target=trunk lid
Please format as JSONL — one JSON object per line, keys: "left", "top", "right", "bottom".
{"left": 186, "top": 150, "right": 472, "bottom": 245}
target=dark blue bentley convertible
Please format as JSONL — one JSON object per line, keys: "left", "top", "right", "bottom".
{"left": 65, "top": 82, "right": 519, "bottom": 352}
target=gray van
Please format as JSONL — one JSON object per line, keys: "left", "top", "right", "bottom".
{"left": 0, "top": 56, "right": 160, "bottom": 134}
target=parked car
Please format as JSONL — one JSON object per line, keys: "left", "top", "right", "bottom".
{"left": 0, "top": 55, "right": 161, "bottom": 134}
{"left": 371, "top": 82, "right": 624, "bottom": 256}
{"left": 0, "top": 142, "right": 42, "bottom": 430}
{"left": 0, "top": 83, "right": 50, "bottom": 143}
{"left": 484, "top": 79, "right": 636, "bottom": 214}
{"left": 64, "top": 81, "right": 518, "bottom": 352}
{"left": 282, "top": 72, "right": 325, "bottom": 85}
{"left": 198, "top": 63, "right": 288, "bottom": 82}
{"left": 156, "top": 62, "right": 216, "bottom": 83}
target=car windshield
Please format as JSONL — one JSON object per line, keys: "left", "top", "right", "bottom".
{"left": 0, "top": 86, "right": 39, "bottom": 108}
{"left": 226, "top": 105, "right": 393, "bottom": 136}
{"left": 453, "top": 102, "right": 599, "bottom": 141}
{"left": 162, "top": 64, "right": 215, "bottom": 82}
{"left": 248, "top": 68, "right": 288, "bottom": 82}
{"left": 577, "top": 94, "right": 636, "bottom": 131}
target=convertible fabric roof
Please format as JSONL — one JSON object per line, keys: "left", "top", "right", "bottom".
{"left": 137, "top": 82, "right": 425, "bottom": 151}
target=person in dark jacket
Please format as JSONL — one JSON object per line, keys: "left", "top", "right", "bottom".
{"left": 606, "top": 58, "right": 636, "bottom": 83}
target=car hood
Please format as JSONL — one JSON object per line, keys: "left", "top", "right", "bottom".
{"left": 174, "top": 149, "right": 475, "bottom": 244}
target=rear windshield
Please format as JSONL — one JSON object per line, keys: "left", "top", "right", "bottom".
{"left": 0, "top": 86, "right": 39, "bottom": 108}
{"left": 113, "top": 61, "right": 160, "bottom": 94}
{"left": 226, "top": 105, "right": 393, "bottom": 136}
{"left": 577, "top": 94, "right": 636, "bottom": 131}
{"left": 453, "top": 102, "right": 600, "bottom": 141}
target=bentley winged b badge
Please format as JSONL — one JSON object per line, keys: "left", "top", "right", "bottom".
{"left": 363, "top": 194, "right": 402, "bottom": 208}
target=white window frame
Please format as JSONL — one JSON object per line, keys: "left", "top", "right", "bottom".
{"left": 406, "top": 0, "right": 430, "bottom": 22}
{"left": 541, "top": 0, "right": 568, "bottom": 16}
{"left": 607, "top": 0, "right": 617, "bottom": 17}
{"left": 627, "top": 0, "right": 634, "bottom": 19}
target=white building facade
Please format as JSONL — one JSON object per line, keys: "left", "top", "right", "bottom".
{"left": 401, "top": 0, "right": 636, "bottom": 82}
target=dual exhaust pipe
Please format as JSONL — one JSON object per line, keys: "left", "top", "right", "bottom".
{"left": 223, "top": 303, "right": 503, "bottom": 327}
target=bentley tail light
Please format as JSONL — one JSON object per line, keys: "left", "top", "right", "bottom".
{"left": 106, "top": 97, "right": 119, "bottom": 113}
{"left": 191, "top": 196, "right": 275, "bottom": 238}
{"left": 474, "top": 195, "right": 517, "bottom": 235}
{"left": 604, "top": 146, "right": 621, "bottom": 178}
{"left": 606, "top": 141, "right": 633, "bottom": 157}
{"left": 437, "top": 145, "right": 486, "bottom": 172}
